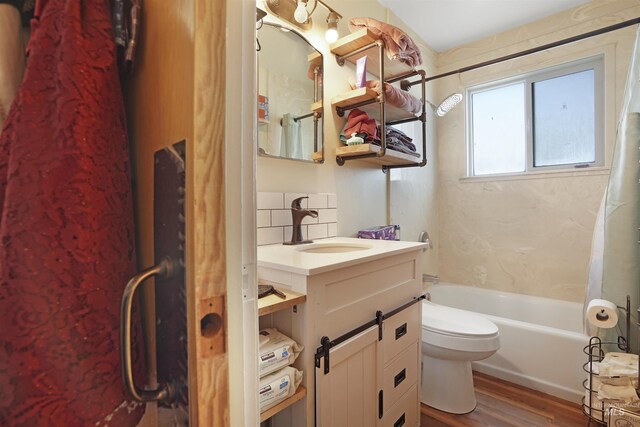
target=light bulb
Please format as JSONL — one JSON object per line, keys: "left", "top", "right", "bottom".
{"left": 294, "top": 0, "right": 308, "bottom": 23}
{"left": 325, "top": 27, "right": 338, "bottom": 43}
{"left": 325, "top": 12, "right": 339, "bottom": 43}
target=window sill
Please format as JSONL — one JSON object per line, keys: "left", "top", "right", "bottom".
{"left": 459, "top": 167, "right": 610, "bottom": 183}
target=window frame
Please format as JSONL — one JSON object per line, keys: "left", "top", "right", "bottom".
{"left": 466, "top": 55, "right": 604, "bottom": 177}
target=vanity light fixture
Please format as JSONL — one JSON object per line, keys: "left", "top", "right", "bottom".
{"left": 263, "top": 0, "right": 312, "bottom": 31}
{"left": 263, "top": 0, "right": 341, "bottom": 38}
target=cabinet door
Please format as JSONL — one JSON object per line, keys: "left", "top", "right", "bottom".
{"left": 317, "top": 325, "right": 382, "bottom": 427}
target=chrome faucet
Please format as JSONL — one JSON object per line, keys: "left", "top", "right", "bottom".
{"left": 283, "top": 196, "right": 318, "bottom": 245}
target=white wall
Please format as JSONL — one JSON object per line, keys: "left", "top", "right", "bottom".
{"left": 434, "top": 0, "right": 640, "bottom": 301}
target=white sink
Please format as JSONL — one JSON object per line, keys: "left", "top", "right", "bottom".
{"left": 295, "top": 242, "right": 373, "bottom": 254}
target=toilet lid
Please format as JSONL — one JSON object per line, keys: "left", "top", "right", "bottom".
{"left": 422, "top": 301, "right": 499, "bottom": 337}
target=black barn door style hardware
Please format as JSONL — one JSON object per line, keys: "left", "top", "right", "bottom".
{"left": 314, "top": 294, "right": 426, "bottom": 374}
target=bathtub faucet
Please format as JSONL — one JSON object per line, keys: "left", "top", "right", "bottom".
{"left": 422, "top": 274, "right": 439, "bottom": 284}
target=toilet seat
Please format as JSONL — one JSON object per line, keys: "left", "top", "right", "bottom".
{"left": 422, "top": 301, "right": 499, "bottom": 337}
{"left": 421, "top": 301, "right": 500, "bottom": 353}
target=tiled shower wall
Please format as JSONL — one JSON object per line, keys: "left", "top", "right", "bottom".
{"left": 257, "top": 192, "right": 337, "bottom": 246}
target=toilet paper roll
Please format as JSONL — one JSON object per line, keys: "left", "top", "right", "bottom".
{"left": 586, "top": 299, "right": 619, "bottom": 329}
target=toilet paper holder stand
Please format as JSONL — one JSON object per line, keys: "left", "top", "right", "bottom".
{"left": 589, "top": 295, "right": 632, "bottom": 352}
{"left": 581, "top": 295, "right": 639, "bottom": 424}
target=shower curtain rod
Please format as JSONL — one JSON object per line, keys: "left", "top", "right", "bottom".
{"left": 409, "top": 16, "right": 640, "bottom": 86}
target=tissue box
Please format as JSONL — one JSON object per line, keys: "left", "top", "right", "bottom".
{"left": 358, "top": 225, "right": 400, "bottom": 241}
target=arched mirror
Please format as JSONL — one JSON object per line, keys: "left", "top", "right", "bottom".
{"left": 257, "top": 21, "right": 323, "bottom": 163}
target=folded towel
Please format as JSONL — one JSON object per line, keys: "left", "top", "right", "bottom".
{"left": 343, "top": 108, "right": 378, "bottom": 140}
{"left": 377, "top": 125, "right": 417, "bottom": 153}
{"left": 369, "top": 138, "right": 420, "bottom": 157}
{"left": 598, "top": 383, "right": 640, "bottom": 403}
{"left": 348, "top": 17, "right": 423, "bottom": 68}
{"left": 349, "top": 79, "right": 422, "bottom": 114}
{"left": 600, "top": 352, "right": 639, "bottom": 377}
{"left": 588, "top": 374, "right": 637, "bottom": 391}
{"left": 370, "top": 80, "right": 421, "bottom": 114}
{"left": 386, "top": 125, "right": 412, "bottom": 143}
{"left": 385, "top": 127, "right": 416, "bottom": 150}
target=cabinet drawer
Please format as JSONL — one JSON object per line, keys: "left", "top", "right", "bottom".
{"left": 383, "top": 341, "right": 419, "bottom": 409}
{"left": 383, "top": 302, "right": 420, "bottom": 363}
{"left": 381, "top": 384, "right": 419, "bottom": 427}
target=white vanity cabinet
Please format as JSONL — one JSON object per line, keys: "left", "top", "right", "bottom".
{"left": 257, "top": 238, "right": 426, "bottom": 427}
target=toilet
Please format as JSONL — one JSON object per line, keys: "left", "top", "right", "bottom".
{"left": 420, "top": 300, "right": 500, "bottom": 414}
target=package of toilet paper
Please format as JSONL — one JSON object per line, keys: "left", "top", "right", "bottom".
{"left": 259, "top": 366, "right": 303, "bottom": 412}
{"left": 258, "top": 328, "right": 303, "bottom": 378}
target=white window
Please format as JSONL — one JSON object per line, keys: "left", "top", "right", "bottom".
{"left": 467, "top": 56, "right": 604, "bottom": 177}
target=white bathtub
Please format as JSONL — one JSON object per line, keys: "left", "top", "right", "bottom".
{"left": 427, "top": 283, "right": 590, "bottom": 403}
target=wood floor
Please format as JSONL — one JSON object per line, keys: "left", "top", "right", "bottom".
{"left": 420, "top": 371, "right": 590, "bottom": 426}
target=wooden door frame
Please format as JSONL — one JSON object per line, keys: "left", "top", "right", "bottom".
{"left": 192, "top": 0, "right": 257, "bottom": 424}
{"left": 220, "top": 0, "right": 260, "bottom": 425}
{"left": 127, "top": 0, "right": 259, "bottom": 425}
{"left": 188, "top": 0, "right": 230, "bottom": 424}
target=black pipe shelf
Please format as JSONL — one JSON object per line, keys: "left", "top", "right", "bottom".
{"left": 329, "top": 30, "right": 428, "bottom": 171}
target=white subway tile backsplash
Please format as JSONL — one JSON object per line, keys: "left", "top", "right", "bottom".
{"left": 257, "top": 227, "right": 284, "bottom": 246}
{"left": 308, "top": 223, "right": 328, "bottom": 240}
{"left": 257, "top": 192, "right": 284, "bottom": 210}
{"left": 284, "top": 193, "right": 308, "bottom": 208}
{"left": 257, "top": 192, "right": 337, "bottom": 245}
{"left": 256, "top": 210, "right": 271, "bottom": 228}
{"left": 318, "top": 208, "right": 337, "bottom": 224}
{"left": 271, "top": 209, "right": 293, "bottom": 227}
{"left": 327, "top": 193, "right": 337, "bottom": 209}
{"left": 308, "top": 193, "right": 328, "bottom": 209}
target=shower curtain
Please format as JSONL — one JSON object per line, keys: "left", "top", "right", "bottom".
{"left": 280, "top": 113, "right": 303, "bottom": 159}
{"left": 0, "top": 0, "right": 144, "bottom": 425}
{"left": 585, "top": 26, "right": 640, "bottom": 351}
